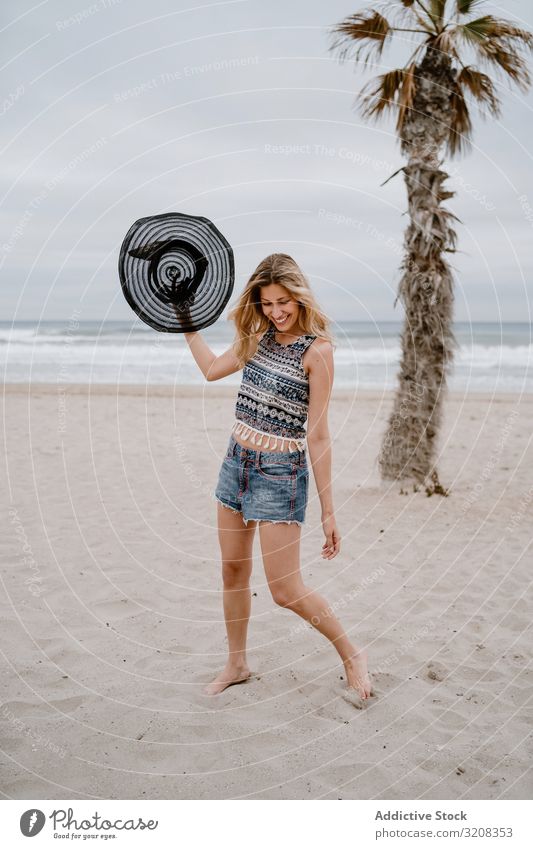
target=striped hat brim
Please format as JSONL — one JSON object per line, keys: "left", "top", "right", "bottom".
{"left": 118, "top": 212, "right": 234, "bottom": 333}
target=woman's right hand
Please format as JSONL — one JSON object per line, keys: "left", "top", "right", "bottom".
{"left": 321, "top": 513, "right": 341, "bottom": 559}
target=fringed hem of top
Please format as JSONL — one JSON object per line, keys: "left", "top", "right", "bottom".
{"left": 231, "top": 420, "right": 306, "bottom": 452}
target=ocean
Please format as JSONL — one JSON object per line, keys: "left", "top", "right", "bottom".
{"left": 1, "top": 320, "right": 531, "bottom": 393}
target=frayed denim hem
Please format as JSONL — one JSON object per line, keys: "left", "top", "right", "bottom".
{"left": 214, "top": 495, "right": 242, "bottom": 516}
{"left": 214, "top": 496, "right": 304, "bottom": 527}
{"left": 254, "top": 517, "right": 304, "bottom": 527}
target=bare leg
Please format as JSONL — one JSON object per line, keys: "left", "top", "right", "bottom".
{"left": 258, "top": 521, "right": 372, "bottom": 700}
{"left": 204, "top": 503, "right": 257, "bottom": 696}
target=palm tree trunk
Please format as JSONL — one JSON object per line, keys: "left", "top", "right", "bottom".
{"left": 378, "top": 47, "right": 457, "bottom": 493}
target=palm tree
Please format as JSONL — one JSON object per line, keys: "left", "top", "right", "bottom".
{"left": 329, "top": 1, "right": 532, "bottom": 493}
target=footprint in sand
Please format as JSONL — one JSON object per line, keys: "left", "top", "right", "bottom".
{"left": 426, "top": 661, "right": 448, "bottom": 682}
{"left": 1, "top": 696, "right": 84, "bottom": 718}
{"left": 337, "top": 680, "right": 378, "bottom": 711}
{"left": 311, "top": 685, "right": 371, "bottom": 720}
{"left": 340, "top": 688, "right": 366, "bottom": 710}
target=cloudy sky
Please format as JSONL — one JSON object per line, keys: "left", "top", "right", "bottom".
{"left": 2, "top": 0, "right": 532, "bottom": 322}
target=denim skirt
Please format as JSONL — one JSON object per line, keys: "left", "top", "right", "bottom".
{"left": 213, "top": 433, "right": 309, "bottom": 526}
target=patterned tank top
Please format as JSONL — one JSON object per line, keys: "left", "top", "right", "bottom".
{"left": 232, "top": 325, "right": 317, "bottom": 452}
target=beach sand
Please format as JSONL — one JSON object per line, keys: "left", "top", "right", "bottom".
{"left": 1, "top": 383, "right": 532, "bottom": 800}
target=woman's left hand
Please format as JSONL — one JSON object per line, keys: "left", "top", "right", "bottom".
{"left": 321, "top": 514, "right": 341, "bottom": 559}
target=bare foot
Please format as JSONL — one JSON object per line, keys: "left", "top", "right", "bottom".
{"left": 204, "top": 664, "right": 251, "bottom": 696}
{"left": 344, "top": 648, "right": 372, "bottom": 700}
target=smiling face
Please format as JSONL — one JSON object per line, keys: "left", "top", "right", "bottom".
{"left": 259, "top": 283, "right": 302, "bottom": 335}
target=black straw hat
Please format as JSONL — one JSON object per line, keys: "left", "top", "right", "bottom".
{"left": 118, "top": 212, "right": 234, "bottom": 332}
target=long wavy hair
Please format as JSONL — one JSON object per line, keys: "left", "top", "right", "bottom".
{"left": 227, "top": 253, "right": 334, "bottom": 367}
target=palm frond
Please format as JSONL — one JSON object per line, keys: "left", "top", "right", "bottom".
{"left": 397, "top": 62, "right": 417, "bottom": 131}
{"left": 448, "top": 84, "right": 472, "bottom": 154}
{"left": 329, "top": 11, "right": 393, "bottom": 65}
{"left": 356, "top": 0, "right": 435, "bottom": 40}
{"left": 414, "top": 12, "right": 439, "bottom": 35}
{"left": 457, "top": 65, "right": 501, "bottom": 115}
{"left": 383, "top": 0, "right": 431, "bottom": 32}
{"left": 429, "top": 1, "right": 447, "bottom": 27}
{"left": 359, "top": 63, "right": 417, "bottom": 133}
{"left": 432, "top": 28, "right": 458, "bottom": 58}
{"left": 455, "top": 15, "right": 533, "bottom": 89}
{"left": 393, "top": 0, "right": 441, "bottom": 34}
{"left": 459, "top": 15, "right": 532, "bottom": 43}
{"left": 455, "top": 0, "right": 484, "bottom": 15}
{"left": 360, "top": 68, "right": 406, "bottom": 120}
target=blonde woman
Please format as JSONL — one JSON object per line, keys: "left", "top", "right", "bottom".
{"left": 185, "top": 253, "right": 372, "bottom": 702}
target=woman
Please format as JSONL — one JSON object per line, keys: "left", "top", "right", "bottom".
{"left": 184, "top": 253, "right": 372, "bottom": 702}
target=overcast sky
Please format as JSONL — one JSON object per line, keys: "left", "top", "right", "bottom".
{"left": 2, "top": 0, "right": 532, "bottom": 323}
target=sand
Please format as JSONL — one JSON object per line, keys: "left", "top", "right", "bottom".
{"left": 1, "top": 382, "right": 532, "bottom": 799}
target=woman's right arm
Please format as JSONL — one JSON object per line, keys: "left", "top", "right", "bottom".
{"left": 183, "top": 331, "right": 242, "bottom": 381}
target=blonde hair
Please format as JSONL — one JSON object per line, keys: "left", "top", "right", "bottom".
{"left": 227, "top": 253, "right": 335, "bottom": 367}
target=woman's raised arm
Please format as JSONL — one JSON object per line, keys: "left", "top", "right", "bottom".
{"left": 184, "top": 331, "right": 243, "bottom": 381}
